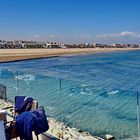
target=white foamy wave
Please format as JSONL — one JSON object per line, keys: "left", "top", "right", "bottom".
{"left": 14, "top": 87, "right": 18, "bottom": 91}
{"left": 80, "top": 91, "right": 92, "bottom": 95}
{"left": 107, "top": 90, "right": 119, "bottom": 95}
{"left": 81, "top": 84, "right": 88, "bottom": 87}
{"left": 86, "top": 88, "right": 92, "bottom": 91}
{"left": 15, "top": 74, "right": 35, "bottom": 81}
{"left": 46, "top": 106, "right": 53, "bottom": 110}
{"left": 65, "top": 115, "right": 72, "bottom": 119}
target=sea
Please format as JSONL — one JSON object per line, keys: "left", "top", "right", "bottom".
{"left": 0, "top": 50, "right": 140, "bottom": 139}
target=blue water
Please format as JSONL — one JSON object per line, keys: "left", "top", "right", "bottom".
{"left": 0, "top": 50, "right": 140, "bottom": 139}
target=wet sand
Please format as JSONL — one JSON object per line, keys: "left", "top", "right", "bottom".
{"left": 0, "top": 48, "right": 140, "bottom": 62}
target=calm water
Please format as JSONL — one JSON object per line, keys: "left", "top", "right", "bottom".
{"left": 0, "top": 50, "right": 140, "bottom": 139}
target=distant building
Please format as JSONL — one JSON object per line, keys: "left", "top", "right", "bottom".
{"left": 21, "top": 42, "right": 26, "bottom": 48}
{"left": 93, "top": 44, "right": 103, "bottom": 48}
{"left": 112, "top": 44, "right": 123, "bottom": 48}
{"left": 46, "top": 42, "right": 65, "bottom": 48}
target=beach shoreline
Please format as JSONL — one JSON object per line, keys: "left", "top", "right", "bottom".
{"left": 0, "top": 48, "right": 140, "bottom": 63}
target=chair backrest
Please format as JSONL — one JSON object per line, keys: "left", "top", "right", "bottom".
{"left": 0, "top": 120, "right": 6, "bottom": 140}
{"left": 15, "top": 96, "right": 34, "bottom": 114}
{"left": 31, "top": 100, "right": 38, "bottom": 110}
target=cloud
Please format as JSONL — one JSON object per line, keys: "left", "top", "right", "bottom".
{"left": 47, "top": 34, "right": 61, "bottom": 39}
{"left": 27, "top": 34, "right": 42, "bottom": 40}
{"left": 25, "top": 31, "right": 140, "bottom": 44}
{"left": 71, "top": 34, "right": 92, "bottom": 43}
{"left": 32, "top": 34, "right": 41, "bottom": 39}
{"left": 73, "top": 34, "right": 91, "bottom": 39}
{"left": 96, "top": 31, "right": 140, "bottom": 39}
{"left": 137, "top": 34, "right": 140, "bottom": 38}
{"left": 27, "top": 34, "right": 61, "bottom": 41}
{"left": 120, "top": 31, "right": 135, "bottom": 37}
{"left": 95, "top": 31, "right": 140, "bottom": 44}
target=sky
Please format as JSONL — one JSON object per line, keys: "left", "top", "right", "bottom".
{"left": 0, "top": 0, "right": 140, "bottom": 44}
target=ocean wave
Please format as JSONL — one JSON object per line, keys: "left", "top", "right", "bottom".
{"left": 70, "top": 85, "right": 94, "bottom": 96}
{"left": 46, "top": 106, "right": 53, "bottom": 110}
{"left": 107, "top": 90, "right": 119, "bottom": 95}
{"left": 80, "top": 91, "right": 92, "bottom": 95}
{"left": 80, "top": 84, "right": 89, "bottom": 87}
{"left": 15, "top": 74, "right": 35, "bottom": 81}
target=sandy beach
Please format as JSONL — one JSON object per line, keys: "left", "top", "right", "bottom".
{"left": 0, "top": 48, "right": 140, "bottom": 62}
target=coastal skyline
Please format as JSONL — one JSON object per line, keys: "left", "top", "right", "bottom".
{"left": 0, "top": 0, "right": 140, "bottom": 44}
